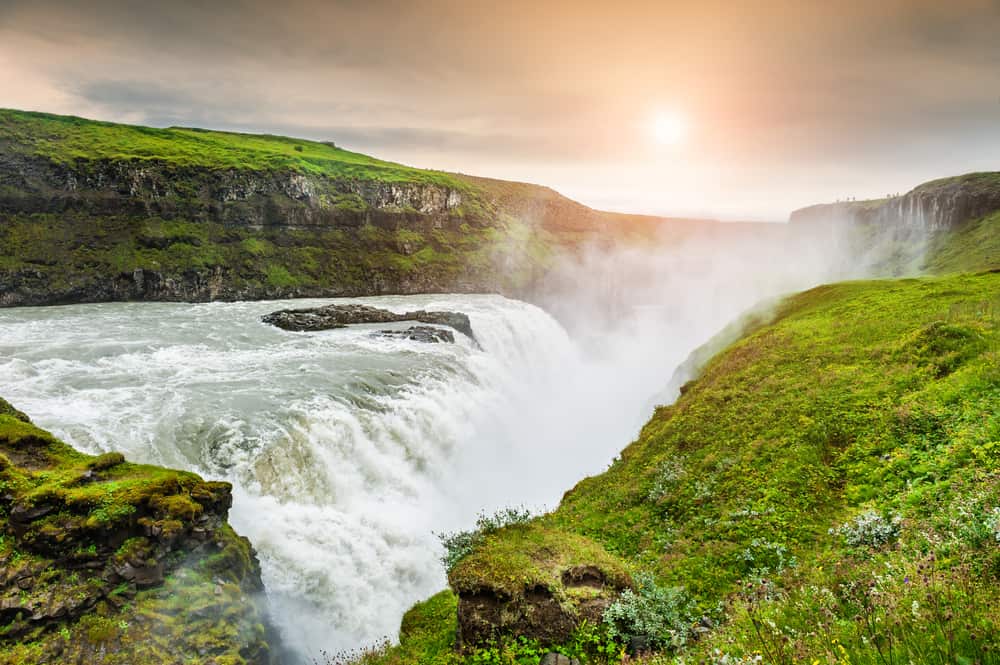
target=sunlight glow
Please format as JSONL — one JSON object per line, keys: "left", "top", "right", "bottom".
{"left": 650, "top": 110, "right": 689, "bottom": 146}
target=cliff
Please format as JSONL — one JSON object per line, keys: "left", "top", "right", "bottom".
{"left": 0, "top": 109, "right": 706, "bottom": 307}
{"left": 788, "top": 172, "right": 1000, "bottom": 276}
{"left": 0, "top": 398, "right": 278, "bottom": 665}
{"left": 789, "top": 172, "right": 1000, "bottom": 233}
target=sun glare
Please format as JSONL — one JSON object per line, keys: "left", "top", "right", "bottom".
{"left": 650, "top": 110, "right": 689, "bottom": 146}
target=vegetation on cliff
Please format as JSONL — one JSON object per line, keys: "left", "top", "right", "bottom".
{"left": 0, "top": 109, "right": 677, "bottom": 306}
{"left": 361, "top": 267, "right": 1000, "bottom": 664}
{"left": 926, "top": 210, "right": 1000, "bottom": 275}
{"left": 0, "top": 398, "right": 276, "bottom": 664}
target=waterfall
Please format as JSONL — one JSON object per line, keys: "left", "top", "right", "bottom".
{"left": 0, "top": 294, "right": 659, "bottom": 660}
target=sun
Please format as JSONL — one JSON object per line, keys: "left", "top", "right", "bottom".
{"left": 650, "top": 110, "right": 689, "bottom": 146}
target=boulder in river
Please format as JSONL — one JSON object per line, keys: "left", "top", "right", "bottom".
{"left": 262, "top": 303, "right": 477, "bottom": 343}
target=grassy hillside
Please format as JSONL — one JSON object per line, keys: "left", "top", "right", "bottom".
{"left": 0, "top": 109, "right": 468, "bottom": 189}
{"left": 361, "top": 269, "right": 1000, "bottom": 665}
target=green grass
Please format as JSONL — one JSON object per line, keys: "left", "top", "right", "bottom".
{"left": 448, "top": 522, "right": 631, "bottom": 598}
{"left": 925, "top": 210, "right": 1000, "bottom": 274}
{"left": 371, "top": 270, "right": 1000, "bottom": 664}
{"left": 342, "top": 592, "right": 459, "bottom": 665}
{"left": 0, "top": 109, "right": 469, "bottom": 189}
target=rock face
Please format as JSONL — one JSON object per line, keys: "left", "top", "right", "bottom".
{"left": 456, "top": 566, "right": 624, "bottom": 648}
{"left": 0, "top": 149, "right": 467, "bottom": 230}
{"left": 262, "top": 303, "right": 476, "bottom": 343}
{"left": 0, "top": 398, "right": 280, "bottom": 664}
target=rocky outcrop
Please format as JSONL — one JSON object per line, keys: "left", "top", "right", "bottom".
{"left": 0, "top": 400, "right": 280, "bottom": 664}
{"left": 262, "top": 303, "right": 476, "bottom": 342}
{"left": 456, "top": 566, "right": 626, "bottom": 648}
{"left": 447, "top": 524, "right": 631, "bottom": 649}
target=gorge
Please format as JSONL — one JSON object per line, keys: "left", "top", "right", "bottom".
{"left": 1, "top": 110, "right": 999, "bottom": 665}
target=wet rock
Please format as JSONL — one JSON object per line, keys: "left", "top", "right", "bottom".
{"left": 262, "top": 303, "right": 477, "bottom": 343}
{"left": 9, "top": 502, "right": 55, "bottom": 524}
{"left": 115, "top": 561, "right": 165, "bottom": 587}
{"left": 375, "top": 326, "right": 455, "bottom": 343}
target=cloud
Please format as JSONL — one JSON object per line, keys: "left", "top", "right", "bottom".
{"left": 1, "top": 0, "right": 999, "bottom": 219}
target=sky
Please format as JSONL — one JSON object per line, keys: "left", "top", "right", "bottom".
{"left": 1, "top": 0, "right": 999, "bottom": 220}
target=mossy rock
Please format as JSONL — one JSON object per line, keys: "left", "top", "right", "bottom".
{"left": 0, "top": 400, "right": 278, "bottom": 664}
{"left": 448, "top": 522, "right": 630, "bottom": 648}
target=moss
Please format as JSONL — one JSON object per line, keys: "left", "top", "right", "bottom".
{"left": 264, "top": 263, "right": 301, "bottom": 288}
{"left": 0, "top": 400, "right": 30, "bottom": 423}
{"left": 448, "top": 521, "right": 630, "bottom": 598}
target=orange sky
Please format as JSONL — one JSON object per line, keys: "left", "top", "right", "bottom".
{"left": 2, "top": 0, "right": 999, "bottom": 219}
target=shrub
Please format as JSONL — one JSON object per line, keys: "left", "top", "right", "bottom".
{"left": 646, "top": 457, "right": 687, "bottom": 502}
{"left": 602, "top": 572, "right": 696, "bottom": 650}
{"left": 436, "top": 506, "right": 534, "bottom": 572}
{"left": 832, "top": 510, "right": 902, "bottom": 549}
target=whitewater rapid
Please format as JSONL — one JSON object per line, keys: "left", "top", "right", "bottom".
{"left": 0, "top": 294, "right": 692, "bottom": 661}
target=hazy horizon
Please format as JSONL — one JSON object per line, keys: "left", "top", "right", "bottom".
{"left": 2, "top": 0, "right": 999, "bottom": 220}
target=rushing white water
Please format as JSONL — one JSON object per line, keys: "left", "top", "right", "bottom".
{"left": 0, "top": 293, "right": 694, "bottom": 661}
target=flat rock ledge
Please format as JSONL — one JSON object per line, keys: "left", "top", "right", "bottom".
{"left": 262, "top": 303, "right": 477, "bottom": 344}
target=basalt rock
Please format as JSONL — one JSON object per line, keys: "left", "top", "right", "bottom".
{"left": 262, "top": 303, "right": 477, "bottom": 343}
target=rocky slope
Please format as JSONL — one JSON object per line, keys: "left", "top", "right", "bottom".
{"left": 0, "top": 109, "right": 708, "bottom": 308}
{"left": 0, "top": 398, "right": 278, "bottom": 665}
